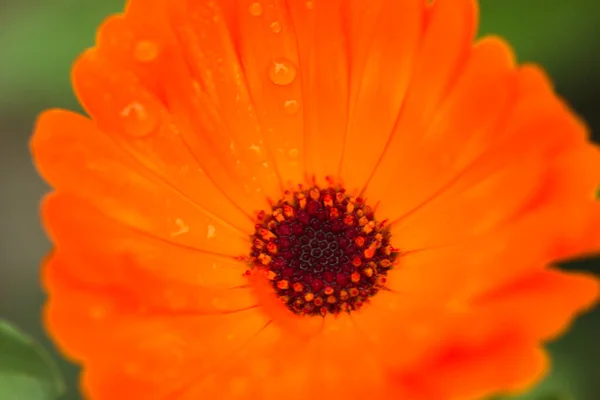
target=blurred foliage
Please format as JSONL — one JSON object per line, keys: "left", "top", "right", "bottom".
{"left": 479, "top": 0, "right": 600, "bottom": 73}
{"left": 0, "top": 319, "right": 65, "bottom": 400}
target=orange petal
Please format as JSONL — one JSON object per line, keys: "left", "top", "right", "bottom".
{"left": 164, "top": 0, "right": 284, "bottom": 202}
{"left": 390, "top": 146, "right": 547, "bottom": 249}
{"left": 357, "top": 0, "right": 478, "bottom": 195}
{"left": 94, "top": 13, "right": 171, "bottom": 96}
{"left": 387, "top": 87, "right": 594, "bottom": 251}
{"left": 235, "top": 0, "right": 305, "bottom": 185}
{"left": 384, "top": 201, "right": 598, "bottom": 320}
{"left": 94, "top": 6, "right": 285, "bottom": 214}
{"left": 246, "top": 267, "right": 323, "bottom": 339}
{"left": 31, "top": 110, "right": 249, "bottom": 255}
{"left": 350, "top": 290, "right": 452, "bottom": 373}
{"left": 44, "top": 255, "right": 268, "bottom": 394}
{"left": 169, "top": 322, "right": 318, "bottom": 400}
{"left": 392, "top": 334, "right": 548, "bottom": 400}
{"left": 472, "top": 268, "right": 600, "bottom": 340}
{"left": 78, "top": 27, "right": 276, "bottom": 218}
{"left": 43, "top": 193, "right": 255, "bottom": 314}
{"left": 340, "top": 0, "right": 424, "bottom": 190}
{"left": 302, "top": 315, "right": 390, "bottom": 399}
{"left": 373, "top": 36, "right": 517, "bottom": 224}
{"left": 280, "top": 0, "right": 350, "bottom": 184}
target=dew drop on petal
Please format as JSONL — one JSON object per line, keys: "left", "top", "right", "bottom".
{"left": 306, "top": 1, "right": 315, "bottom": 10}
{"left": 284, "top": 99, "right": 300, "bottom": 115}
{"left": 207, "top": 224, "right": 217, "bottom": 239}
{"left": 270, "top": 21, "right": 282, "bottom": 34}
{"left": 249, "top": 2, "right": 263, "bottom": 17}
{"left": 288, "top": 148, "right": 299, "bottom": 159}
{"left": 171, "top": 218, "right": 190, "bottom": 237}
{"left": 120, "top": 101, "right": 158, "bottom": 137}
{"left": 133, "top": 40, "right": 159, "bottom": 63}
{"left": 268, "top": 58, "right": 297, "bottom": 86}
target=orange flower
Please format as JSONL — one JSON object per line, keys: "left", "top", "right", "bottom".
{"left": 31, "top": 0, "right": 600, "bottom": 399}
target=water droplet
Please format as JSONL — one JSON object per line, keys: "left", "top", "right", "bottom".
{"left": 270, "top": 21, "right": 282, "bottom": 34}
{"left": 268, "top": 58, "right": 297, "bottom": 86}
{"left": 288, "top": 148, "right": 299, "bottom": 159}
{"left": 171, "top": 218, "right": 190, "bottom": 237}
{"left": 284, "top": 99, "right": 300, "bottom": 115}
{"left": 249, "top": 2, "right": 263, "bottom": 16}
{"left": 120, "top": 101, "right": 158, "bottom": 137}
{"left": 207, "top": 224, "right": 216, "bottom": 239}
{"left": 133, "top": 40, "right": 159, "bottom": 63}
{"left": 306, "top": 1, "right": 315, "bottom": 10}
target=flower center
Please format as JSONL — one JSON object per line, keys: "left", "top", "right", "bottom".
{"left": 250, "top": 185, "right": 398, "bottom": 317}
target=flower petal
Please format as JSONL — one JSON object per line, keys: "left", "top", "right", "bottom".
{"left": 392, "top": 335, "right": 548, "bottom": 400}
{"left": 353, "top": 0, "right": 478, "bottom": 194}
{"left": 341, "top": 0, "right": 424, "bottom": 191}
{"left": 235, "top": 0, "right": 306, "bottom": 185}
{"left": 472, "top": 268, "right": 599, "bottom": 340}
{"left": 43, "top": 193, "right": 255, "bottom": 313}
{"left": 170, "top": 315, "right": 392, "bottom": 399}
{"left": 372, "top": 36, "right": 517, "bottom": 224}
{"left": 386, "top": 197, "right": 600, "bottom": 309}
{"left": 164, "top": 0, "right": 284, "bottom": 201}
{"left": 43, "top": 255, "right": 268, "bottom": 398}
{"left": 385, "top": 63, "right": 595, "bottom": 250}
{"left": 165, "top": 323, "right": 317, "bottom": 400}
{"left": 284, "top": 0, "right": 350, "bottom": 184}
{"left": 31, "top": 110, "right": 249, "bottom": 255}
{"left": 93, "top": 5, "right": 284, "bottom": 214}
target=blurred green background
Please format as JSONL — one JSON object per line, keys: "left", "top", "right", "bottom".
{"left": 0, "top": 0, "right": 599, "bottom": 399}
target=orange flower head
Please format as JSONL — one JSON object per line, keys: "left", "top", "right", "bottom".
{"left": 252, "top": 186, "right": 394, "bottom": 316}
{"left": 31, "top": 0, "right": 600, "bottom": 399}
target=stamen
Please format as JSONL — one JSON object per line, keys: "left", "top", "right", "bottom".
{"left": 249, "top": 185, "right": 398, "bottom": 316}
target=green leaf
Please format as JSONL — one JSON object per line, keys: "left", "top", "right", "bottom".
{"left": 488, "top": 390, "right": 575, "bottom": 400}
{"left": 0, "top": 320, "right": 65, "bottom": 400}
